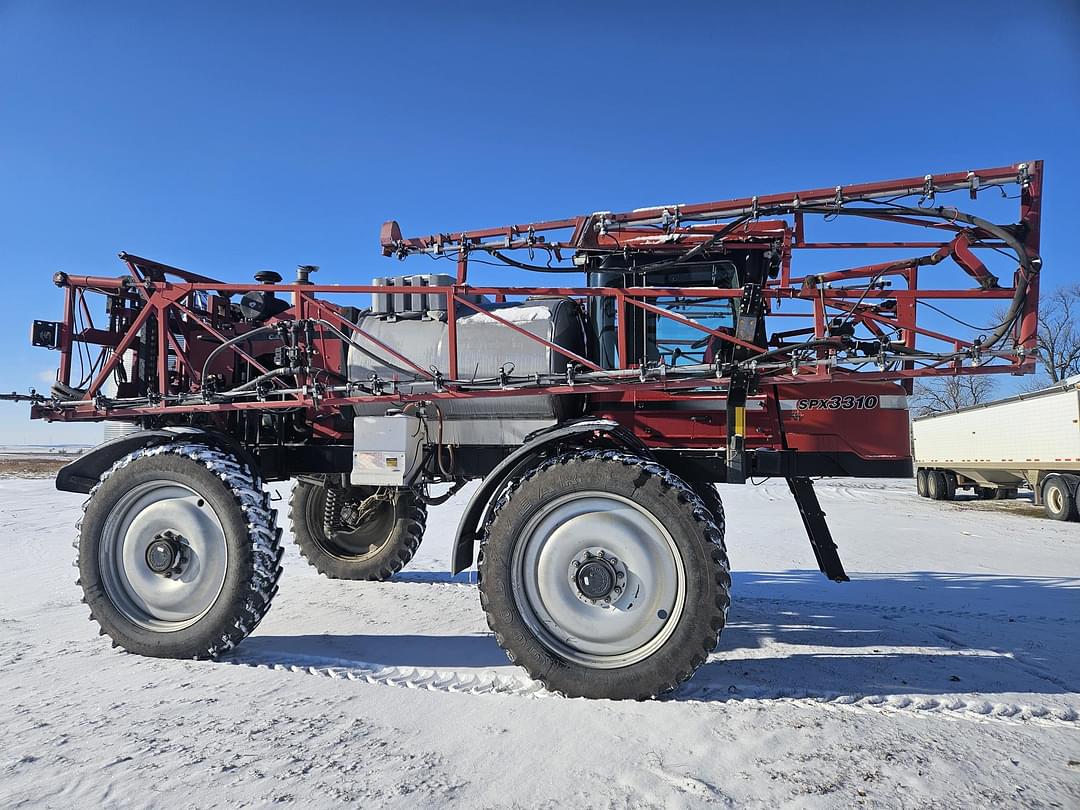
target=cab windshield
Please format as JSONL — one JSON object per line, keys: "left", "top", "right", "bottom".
{"left": 646, "top": 260, "right": 739, "bottom": 367}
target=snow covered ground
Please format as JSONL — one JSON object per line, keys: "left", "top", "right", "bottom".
{"left": 1, "top": 475, "right": 1077, "bottom": 808}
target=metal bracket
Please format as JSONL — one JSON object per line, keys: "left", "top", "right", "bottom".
{"left": 725, "top": 367, "right": 755, "bottom": 485}
{"left": 921, "top": 174, "right": 935, "bottom": 205}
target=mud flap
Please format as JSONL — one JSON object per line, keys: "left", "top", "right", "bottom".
{"left": 786, "top": 476, "right": 849, "bottom": 582}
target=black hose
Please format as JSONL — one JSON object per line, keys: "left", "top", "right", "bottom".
{"left": 229, "top": 366, "right": 303, "bottom": 393}
{"left": 200, "top": 325, "right": 280, "bottom": 384}
{"left": 489, "top": 251, "right": 581, "bottom": 273}
{"left": 489, "top": 216, "right": 752, "bottom": 276}
{"left": 629, "top": 215, "right": 755, "bottom": 274}
{"left": 789, "top": 202, "right": 1036, "bottom": 352}
{"left": 739, "top": 339, "right": 839, "bottom": 366}
{"left": 419, "top": 479, "right": 468, "bottom": 506}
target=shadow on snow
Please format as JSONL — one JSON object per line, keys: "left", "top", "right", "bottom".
{"left": 232, "top": 569, "right": 1080, "bottom": 701}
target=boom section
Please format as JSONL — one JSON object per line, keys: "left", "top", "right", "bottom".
{"left": 27, "top": 161, "right": 1040, "bottom": 425}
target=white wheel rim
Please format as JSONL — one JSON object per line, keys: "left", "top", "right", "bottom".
{"left": 1048, "top": 485, "right": 1064, "bottom": 514}
{"left": 98, "top": 480, "right": 229, "bottom": 631}
{"left": 510, "top": 491, "right": 686, "bottom": 668}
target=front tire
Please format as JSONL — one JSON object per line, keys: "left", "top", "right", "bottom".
{"left": 289, "top": 479, "right": 426, "bottom": 580}
{"left": 478, "top": 450, "right": 730, "bottom": 700}
{"left": 77, "top": 443, "right": 282, "bottom": 659}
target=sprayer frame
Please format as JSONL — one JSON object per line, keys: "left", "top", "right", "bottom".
{"left": 31, "top": 161, "right": 1041, "bottom": 432}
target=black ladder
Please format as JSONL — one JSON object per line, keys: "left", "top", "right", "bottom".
{"left": 786, "top": 476, "right": 849, "bottom": 583}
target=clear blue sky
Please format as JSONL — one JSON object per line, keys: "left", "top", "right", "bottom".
{"left": 1, "top": 1, "right": 1077, "bottom": 444}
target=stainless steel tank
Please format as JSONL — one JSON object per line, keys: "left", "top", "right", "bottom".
{"left": 347, "top": 295, "right": 588, "bottom": 445}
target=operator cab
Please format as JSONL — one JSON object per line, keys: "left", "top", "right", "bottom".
{"left": 585, "top": 250, "right": 772, "bottom": 369}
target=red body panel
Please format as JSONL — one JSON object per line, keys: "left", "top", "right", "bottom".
{"left": 590, "top": 379, "right": 910, "bottom": 462}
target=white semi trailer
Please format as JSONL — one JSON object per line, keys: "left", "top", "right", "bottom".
{"left": 912, "top": 377, "right": 1080, "bottom": 521}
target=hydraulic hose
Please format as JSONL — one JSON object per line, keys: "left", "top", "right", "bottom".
{"left": 228, "top": 366, "right": 303, "bottom": 393}
{"left": 489, "top": 251, "right": 581, "bottom": 273}
{"left": 790, "top": 202, "right": 1036, "bottom": 352}
{"left": 199, "top": 325, "right": 280, "bottom": 385}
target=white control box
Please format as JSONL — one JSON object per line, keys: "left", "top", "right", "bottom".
{"left": 351, "top": 414, "right": 423, "bottom": 487}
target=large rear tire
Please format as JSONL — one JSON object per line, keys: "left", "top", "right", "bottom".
{"left": 478, "top": 450, "right": 730, "bottom": 700}
{"left": 1043, "top": 477, "right": 1078, "bottom": 521}
{"left": 916, "top": 469, "right": 929, "bottom": 498}
{"left": 926, "top": 471, "right": 946, "bottom": 500}
{"left": 691, "top": 481, "right": 727, "bottom": 534}
{"left": 289, "top": 479, "right": 426, "bottom": 580}
{"left": 76, "top": 443, "right": 282, "bottom": 659}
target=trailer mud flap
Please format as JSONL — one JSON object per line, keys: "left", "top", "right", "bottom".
{"left": 786, "top": 476, "right": 849, "bottom": 582}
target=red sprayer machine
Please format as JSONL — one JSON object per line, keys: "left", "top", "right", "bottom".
{"left": 6, "top": 162, "right": 1042, "bottom": 698}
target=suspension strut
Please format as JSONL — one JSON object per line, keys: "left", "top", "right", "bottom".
{"left": 323, "top": 482, "right": 343, "bottom": 537}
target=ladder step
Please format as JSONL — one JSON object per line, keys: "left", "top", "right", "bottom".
{"left": 786, "top": 476, "right": 849, "bottom": 583}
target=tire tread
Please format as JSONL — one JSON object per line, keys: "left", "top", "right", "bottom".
{"left": 76, "top": 442, "right": 283, "bottom": 659}
{"left": 288, "top": 482, "right": 426, "bottom": 580}
{"left": 477, "top": 449, "right": 730, "bottom": 700}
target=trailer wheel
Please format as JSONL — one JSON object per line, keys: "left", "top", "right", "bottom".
{"left": 478, "top": 450, "right": 730, "bottom": 700}
{"left": 289, "top": 479, "right": 426, "bottom": 580}
{"left": 916, "top": 469, "right": 929, "bottom": 498}
{"left": 76, "top": 443, "right": 282, "bottom": 659}
{"left": 927, "top": 471, "right": 948, "bottom": 500}
{"left": 1043, "top": 477, "right": 1078, "bottom": 521}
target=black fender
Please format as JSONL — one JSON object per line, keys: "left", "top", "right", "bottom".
{"left": 56, "top": 427, "right": 257, "bottom": 494}
{"left": 450, "top": 419, "right": 653, "bottom": 575}
{"left": 1043, "top": 472, "right": 1080, "bottom": 499}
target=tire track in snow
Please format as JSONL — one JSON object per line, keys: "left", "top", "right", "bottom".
{"left": 672, "top": 684, "right": 1080, "bottom": 728}
{"left": 741, "top": 594, "right": 1080, "bottom": 627}
{"left": 392, "top": 572, "right": 1080, "bottom": 626}
{"left": 219, "top": 650, "right": 546, "bottom": 697}
{"left": 927, "top": 624, "right": 1076, "bottom": 693}
{"left": 218, "top": 650, "right": 1080, "bottom": 729}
